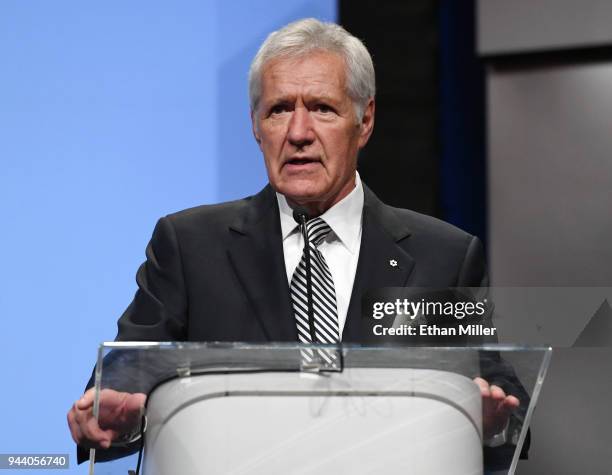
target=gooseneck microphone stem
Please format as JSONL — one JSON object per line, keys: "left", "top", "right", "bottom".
{"left": 293, "top": 208, "right": 317, "bottom": 343}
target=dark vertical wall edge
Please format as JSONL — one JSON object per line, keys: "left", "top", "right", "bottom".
{"left": 438, "top": 0, "right": 487, "bottom": 245}
{"left": 339, "top": 1, "right": 487, "bottom": 242}
{"left": 339, "top": 1, "right": 441, "bottom": 216}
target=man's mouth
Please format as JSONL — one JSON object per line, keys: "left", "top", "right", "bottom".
{"left": 286, "top": 157, "right": 319, "bottom": 165}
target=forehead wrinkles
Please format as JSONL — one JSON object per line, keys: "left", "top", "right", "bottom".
{"left": 261, "top": 53, "right": 347, "bottom": 103}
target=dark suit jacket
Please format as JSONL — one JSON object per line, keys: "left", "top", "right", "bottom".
{"left": 81, "top": 183, "right": 528, "bottom": 467}
{"left": 114, "top": 183, "right": 487, "bottom": 344}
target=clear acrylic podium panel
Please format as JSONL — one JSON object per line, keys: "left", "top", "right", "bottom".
{"left": 90, "top": 343, "right": 551, "bottom": 475}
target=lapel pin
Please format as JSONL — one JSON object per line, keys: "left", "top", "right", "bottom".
{"left": 389, "top": 259, "right": 398, "bottom": 267}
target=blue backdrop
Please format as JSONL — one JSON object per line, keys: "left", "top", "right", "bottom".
{"left": 0, "top": 1, "right": 336, "bottom": 472}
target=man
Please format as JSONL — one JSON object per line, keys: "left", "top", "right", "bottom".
{"left": 68, "top": 18, "right": 520, "bottom": 460}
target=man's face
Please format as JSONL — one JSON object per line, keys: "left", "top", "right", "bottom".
{"left": 252, "top": 51, "right": 374, "bottom": 214}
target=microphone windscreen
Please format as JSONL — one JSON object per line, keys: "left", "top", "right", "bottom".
{"left": 292, "top": 207, "right": 310, "bottom": 224}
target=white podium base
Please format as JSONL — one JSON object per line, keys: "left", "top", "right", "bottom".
{"left": 144, "top": 368, "right": 482, "bottom": 475}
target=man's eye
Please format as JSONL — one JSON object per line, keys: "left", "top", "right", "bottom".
{"left": 315, "top": 104, "right": 334, "bottom": 114}
{"left": 270, "top": 105, "right": 289, "bottom": 115}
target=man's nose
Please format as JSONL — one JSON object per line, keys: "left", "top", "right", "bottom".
{"left": 287, "top": 107, "right": 315, "bottom": 148}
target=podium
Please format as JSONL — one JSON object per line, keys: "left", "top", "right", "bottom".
{"left": 89, "top": 343, "right": 551, "bottom": 475}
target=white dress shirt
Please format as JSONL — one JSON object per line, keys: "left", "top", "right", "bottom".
{"left": 276, "top": 172, "right": 364, "bottom": 339}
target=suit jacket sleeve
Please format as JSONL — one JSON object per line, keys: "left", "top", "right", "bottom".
{"left": 457, "top": 235, "right": 489, "bottom": 288}
{"left": 116, "top": 216, "right": 188, "bottom": 341}
{"left": 77, "top": 217, "right": 189, "bottom": 464}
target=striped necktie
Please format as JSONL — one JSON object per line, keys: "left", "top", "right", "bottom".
{"left": 290, "top": 217, "right": 340, "bottom": 367}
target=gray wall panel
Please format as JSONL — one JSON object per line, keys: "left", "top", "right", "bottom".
{"left": 478, "top": 0, "right": 612, "bottom": 55}
{"left": 488, "top": 62, "right": 612, "bottom": 474}
{"left": 488, "top": 63, "right": 612, "bottom": 286}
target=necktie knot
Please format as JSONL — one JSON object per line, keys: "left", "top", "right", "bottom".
{"left": 305, "top": 217, "right": 331, "bottom": 247}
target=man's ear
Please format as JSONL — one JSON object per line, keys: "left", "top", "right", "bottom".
{"left": 357, "top": 98, "right": 375, "bottom": 149}
{"left": 251, "top": 109, "right": 262, "bottom": 149}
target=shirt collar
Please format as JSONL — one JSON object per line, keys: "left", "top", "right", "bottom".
{"left": 276, "top": 172, "right": 364, "bottom": 254}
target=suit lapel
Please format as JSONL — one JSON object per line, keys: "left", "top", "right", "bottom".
{"left": 225, "top": 184, "right": 415, "bottom": 343}
{"left": 226, "top": 185, "right": 297, "bottom": 342}
{"left": 343, "top": 186, "right": 415, "bottom": 342}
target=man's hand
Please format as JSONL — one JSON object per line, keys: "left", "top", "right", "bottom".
{"left": 67, "top": 388, "right": 147, "bottom": 449}
{"left": 474, "top": 377, "right": 520, "bottom": 440}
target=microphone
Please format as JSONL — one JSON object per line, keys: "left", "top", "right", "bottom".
{"left": 292, "top": 207, "right": 309, "bottom": 227}
{"left": 292, "top": 207, "right": 317, "bottom": 344}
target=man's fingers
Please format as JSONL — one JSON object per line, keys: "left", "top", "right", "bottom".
{"left": 124, "top": 393, "right": 147, "bottom": 413}
{"left": 474, "top": 379, "right": 522, "bottom": 439}
{"left": 68, "top": 404, "right": 110, "bottom": 448}
{"left": 473, "top": 377, "right": 490, "bottom": 397}
{"left": 81, "top": 424, "right": 111, "bottom": 449}
{"left": 475, "top": 380, "right": 521, "bottom": 408}
{"left": 73, "top": 401, "right": 112, "bottom": 448}
{"left": 75, "top": 388, "right": 96, "bottom": 410}
{"left": 487, "top": 386, "right": 521, "bottom": 413}
{"left": 504, "top": 395, "right": 520, "bottom": 409}
{"left": 69, "top": 389, "right": 145, "bottom": 449}
{"left": 67, "top": 408, "right": 83, "bottom": 444}
{"left": 489, "top": 385, "right": 506, "bottom": 400}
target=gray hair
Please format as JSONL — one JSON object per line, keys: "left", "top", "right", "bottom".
{"left": 248, "top": 18, "right": 375, "bottom": 120}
